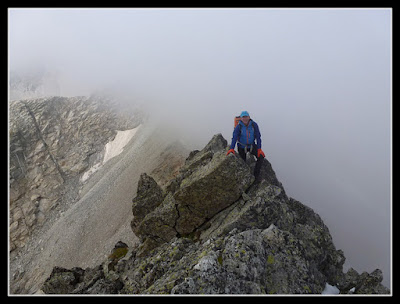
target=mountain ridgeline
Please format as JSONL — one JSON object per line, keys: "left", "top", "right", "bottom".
{"left": 42, "top": 134, "right": 389, "bottom": 294}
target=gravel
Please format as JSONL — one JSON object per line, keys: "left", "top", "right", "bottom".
{"left": 9, "top": 123, "right": 180, "bottom": 294}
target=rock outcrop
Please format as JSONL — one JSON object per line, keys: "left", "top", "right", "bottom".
{"left": 9, "top": 96, "right": 140, "bottom": 255}
{"left": 41, "top": 134, "right": 390, "bottom": 294}
{"left": 131, "top": 134, "right": 255, "bottom": 255}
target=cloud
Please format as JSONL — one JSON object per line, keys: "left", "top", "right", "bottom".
{"left": 8, "top": 8, "right": 392, "bottom": 287}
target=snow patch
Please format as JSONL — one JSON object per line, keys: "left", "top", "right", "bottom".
{"left": 81, "top": 162, "right": 102, "bottom": 183}
{"left": 80, "top": 125, "right": 140, "bottom": 183}
{"left": 322, "top": 283, "right": 340, "bottom": 295}
{"left": 103, "top": 127, "right": 139, "bottom": 163}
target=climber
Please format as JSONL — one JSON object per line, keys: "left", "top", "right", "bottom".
{"left": 226, "top": 111, "right": 265, "bottom": 181}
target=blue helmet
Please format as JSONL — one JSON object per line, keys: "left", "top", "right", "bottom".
{"left": 240, "top": 111, "right": 250, "bottom": 117}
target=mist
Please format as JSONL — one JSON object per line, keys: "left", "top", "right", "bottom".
{"left": 8, "top": 8, "right": 391, "bottom": 287}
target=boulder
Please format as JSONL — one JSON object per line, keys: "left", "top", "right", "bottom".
{"left": 42, "top": 267, "right": 84, "bottom": 294}
{"left": 173, "top": 150, "right": 254, "bottom": 234}
{"left": 131, "top": 134, "right": 254, "bottom": 255}
{"left": 130, "top": 173, "right": 165, "bottom": 235}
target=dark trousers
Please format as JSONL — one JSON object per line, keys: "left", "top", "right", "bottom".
{"left": 238, "top": 144, "right": 264, "bottom": 179}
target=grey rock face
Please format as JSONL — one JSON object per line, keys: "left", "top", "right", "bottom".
{"left": 131, "top": 173, "right": 165, "bottom": 231}
{"left": 41, "top": 133, "right": 390, "bottom": 294}
{"left": 9, "top": 96, "right": 139, "bottom": 254}
{"left": 131, "top": 134, "right": 254, "bottom": 255}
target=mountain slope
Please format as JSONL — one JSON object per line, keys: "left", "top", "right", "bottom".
{"left": 9, "top": 96, "right": 139, "bottom": 255}
{"left": 9, "top": 96, "right": 189, "bottom": 294}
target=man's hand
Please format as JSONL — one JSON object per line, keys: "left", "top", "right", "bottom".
{"left": 226, "top": 149, "right": 235, "bottom": 156}
{"left": 257, "top": 148, "right": 265, "bottom": 158}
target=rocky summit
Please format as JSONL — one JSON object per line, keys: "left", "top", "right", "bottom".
{"left": 42, "top": 134, "right": 390, "bottom": 295}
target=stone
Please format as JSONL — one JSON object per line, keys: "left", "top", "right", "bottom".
{"left": 10, "top": 188, "right": 22, "bottom": 203}
{"left": 12, "top": 207, "right": 24, "bottom": 222}
{"left": 337, "top": 268, "right": 390, "bottom": 294}
{"left": 41, "top": 133, "right": 390, "bottom": 295}
{"left": 21, "top": 201, "right": 35, "bottom": 217}
{"left": 38, "top": 198, "right": 54, "bottom": 214}
{"left": 174, "top": 151, "right": 254, "bottom": 228}
{"left": 131, "top": 173, "right": 165, "bottom": 235}
{"left": 10, "top": 221, "right": 19, "bottom": 232}
{"left": 132, "top": 134, "right": 254, "bottom": 254}
{"left": 42, "top": 267, "right": 83, "bottom": 294}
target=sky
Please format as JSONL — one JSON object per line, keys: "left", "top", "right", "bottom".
{"left": 8, "top": 8, "right": 392, "bottom": 287}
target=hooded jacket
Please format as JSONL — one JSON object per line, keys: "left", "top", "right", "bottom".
{"left": 229, "top": 119, "right": 262, "bottom": 150}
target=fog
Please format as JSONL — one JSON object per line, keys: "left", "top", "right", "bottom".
{"left": 8, "top": 8, "right": 391, "bottom": 287}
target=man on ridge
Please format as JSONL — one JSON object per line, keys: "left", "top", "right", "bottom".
{"left": 226, "top": 111, "right": 265, "bottom": 181}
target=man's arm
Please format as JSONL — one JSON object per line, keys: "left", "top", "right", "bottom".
{"left": 253, "top": 122, "right": 262, "bottom": 149}
{"left": 229, "top": 125, "right": 240, "bottom": 150}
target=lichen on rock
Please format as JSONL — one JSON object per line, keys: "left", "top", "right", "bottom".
{"left": 41, "top": 133, "right": 390, "bottom": 295}
{"left": 131, "top": 133, "right": 255, "bottom": 255}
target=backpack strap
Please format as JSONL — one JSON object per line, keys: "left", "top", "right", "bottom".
{"left": 237, "top": 120, "right": 256, "bottom": 149}
{"left": 238, "top": 120, "right": 255, "bottom": 137}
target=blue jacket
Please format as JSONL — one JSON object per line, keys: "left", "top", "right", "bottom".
{"left": 230, "top": 119, "right": 262, "bottom": 150}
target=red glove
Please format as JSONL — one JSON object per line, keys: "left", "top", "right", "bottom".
{"left": 257, "top": 148, "right": 265, "bottom": 158}
{"left": 226, "top": 149, "right": 235, "bottom": 155}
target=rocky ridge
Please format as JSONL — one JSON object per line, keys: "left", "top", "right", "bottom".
{"left": 42, "top": 134, "right": 390, "bottom": 294}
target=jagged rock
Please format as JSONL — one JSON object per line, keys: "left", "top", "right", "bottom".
{"left": 135, "top": 193, "right": 179, "bottom": 249}
{"left": 42, "top": 266, "right": 85, "bottom": 294}
{"left": 131, "top": 173, "right": 165, "bottom": 234}
{"left": 173, "top": 150, "right": 254, "bottom": 227}
{"left": 131, "top": 134, "right": 254, "bottom": 255}
{"left": 337, "top": 268, "right": 390, "bottom": 294}
{"left": 287, "top": 197, "right": 346, "bottom": 285}
{"left": 42, "top": 264, "right": 124, "bottom": 294}
{"left": 42, "top": 133, "right": 390, "bottom": 295}
{"left": 171, "top": 224, "right": 328, "bottom": 294}
{"left": 41, "top": 239, "right": 133, "bottom": 294}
